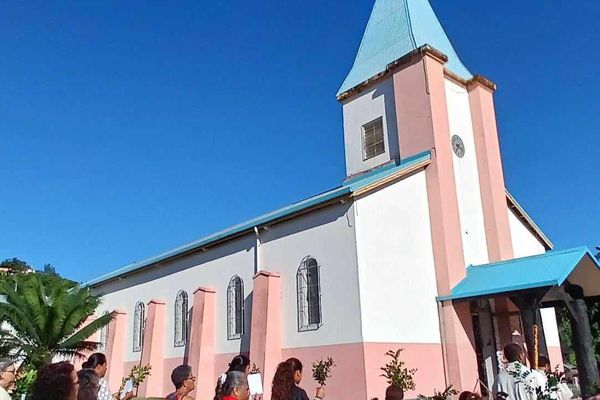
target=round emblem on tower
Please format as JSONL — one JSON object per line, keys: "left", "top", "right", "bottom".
{"left": 451, "top": 134, "right": 465, "bottom": 158}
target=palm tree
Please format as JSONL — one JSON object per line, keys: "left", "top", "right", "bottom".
{"left": 0, "top": 272, "right": 112, "bottom": 368}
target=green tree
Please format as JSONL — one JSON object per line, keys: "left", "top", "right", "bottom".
{"left": 0, "top": 258, "right": 31, "bottom": 274}
{"left": 0, "top": 273, "right": 112, "bottom": 368}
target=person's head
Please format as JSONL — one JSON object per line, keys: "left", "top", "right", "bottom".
{"left": 220, "top": 371, "right": 249, "bottom": 400}
{"left": 285, "top": 358, "right": 303, "bottom": 384}
{"left": 171, "top": 365, "right": 195, "bottom": 393}
{"left": 271, "top": 362, "right": 295, "bottom": 400}
{"left": 77, "top": 369, "right": 99, "bottom": 400}
{"left": 228, "top": 355, "right": 251, "bottom": 375}
{"left": 538, "top": 355, "right": 551, "bottom": 372}
{"left": 0, "top": 359, "right": 16, "bottom": 389}
{"left": 503, "top": 343, "right": 525, "bottom": 364}
{"left": 459, "top": 392, "right": 482, "bottom": 400}
{"left": 31, "top": 361, "right": 79, "bottom": 400}
{"left": 82, "top": 353, "right": 108, "bottom": 378}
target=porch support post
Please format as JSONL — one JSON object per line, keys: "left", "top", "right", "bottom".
{"left": 564, "top": 284, "right": 600, "bottom": 398}
{"left": 511, "top": 292, "right": 548, "bottom": 366}
{"left": 477, "top": 299, "right": 498, "bottom": 392}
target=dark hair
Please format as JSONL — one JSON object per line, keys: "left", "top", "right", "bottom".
{"left": 285, "top": 357, "right": 303, "bottom": 373}
{"left": 171, "top": 365, "right": 192, "bottom": 389}
{"left": 228, "top": 355, "right": 250, "bottom": 373}
{"left": 77, "top": 369, "right": 100, "bottom": 400}
{"left": 214, "top": 355, "right": 251, "bottom": 400}
{"left": 220, "top": 371, "right": 247, "bottom": 399}
{"left": 81, "top": 353, "right": 107, "bottom": 370}
{"left": 31, "top": 361, "right": 76, "bottom": 400}
{"left": 459, "top": 392, "right": 482, "bottom": 400}
{"left": 503, "top": 343, "right": 523, "bottom": 363}
{"left": 271, "top": 362, "right": 295, "bottom": 400}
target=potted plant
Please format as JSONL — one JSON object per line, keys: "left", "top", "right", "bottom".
{"left": 380, "top": 349, "right": 416, "bottom": 400}
{"left": 312, "top": 357, "right": 335, "bottom": 386}
{"left": 417, "top": 385, "right": 458, "bottom": 400}
{"left": 114, "top": 364, "right": 151, "bottom": 399}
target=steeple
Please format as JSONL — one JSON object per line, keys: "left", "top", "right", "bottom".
{"left": 337, "top": 0, "right": 471, "bottom": 97}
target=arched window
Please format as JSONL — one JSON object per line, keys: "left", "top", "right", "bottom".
{"left": 133, "top": 301, "right": 145, "bottom": 352}
{"left": 174, "top": 290, "right": 189, "bottom": 347}
{"left": 227, "top": 276, "right": 244, "bottom": 340}
{"left": 99, "top": 311, "right": 110, "bottom": 351}
{"left": 297, "top": 256, "right": 321, "bottom": 331}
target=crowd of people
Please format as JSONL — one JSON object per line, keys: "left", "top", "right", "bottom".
{"left": 0, "top": 353, "right": 326, "bottom": 400}
{"left": 0, "top": 343, "right": 579, "bottom": 400}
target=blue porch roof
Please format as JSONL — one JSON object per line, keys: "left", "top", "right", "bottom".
{"left": 87, "top": 151, "right": 431, "bottom": 286}
{"left": 438, "top": 247, "right": 600, "bottom": 302}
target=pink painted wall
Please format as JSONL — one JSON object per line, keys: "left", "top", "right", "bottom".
{"left": 162, "top": 357, "right": 184, "bottom": 395}
{"left": 547, "top": 346, "right": 565, "bottom": 371}
{"left": 363, "top": 343, "right": 446, "bottom": 399}
{"left": 392, "top": 49, "right": 478, "bottom": 391}
{"left": 467, "top": 79, "right": 513, "bottom": 262}
{"left": 188, "top": 287, "right": 216, "bottom": 400}
{"left": 106, "top": 310, "right": 128, "bottom": 392}
{"left": 249, "top": 271, "right": 282, "bottom": 400}
{"left": 138, "top": 300, "right": 166, "bottom": 397}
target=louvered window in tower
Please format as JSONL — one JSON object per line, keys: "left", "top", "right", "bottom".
{"left": 362, "top": 117, "right": 385, "bottom": 160}
{"left": 297, "top": 256, "right": 322, "bottom": 331}
{"left": 133, "top": 301, "right": 145, "bottom": 352}
{"left": 227, "top": 276, "right": 244, "bottom": 340}
{"left": 174, "top": 290, "right": 189, "bottom": 347}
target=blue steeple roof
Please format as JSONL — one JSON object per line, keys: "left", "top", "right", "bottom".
{"left": 337, "top": 0, "right": 472, "bottom": 97}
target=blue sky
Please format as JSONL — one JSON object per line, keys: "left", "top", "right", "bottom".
{"left": 1, "top": 1, "right": 598, "bottom": 283}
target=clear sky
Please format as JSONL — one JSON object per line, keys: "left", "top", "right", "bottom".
{"left": 1, "top": 1, "right": 599, "bottom": 283}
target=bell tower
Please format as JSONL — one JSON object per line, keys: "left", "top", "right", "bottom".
{"left": 337, "top": 0, "right": 517, "bottom": 393}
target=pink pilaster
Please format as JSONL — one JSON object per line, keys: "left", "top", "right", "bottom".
{"left": 249, "top": 271, "right": 281, "bottom": 400}
{"left": 188, "top": 287, "right": 216, "bottom": 400}
{"left": 106, "top": 309, "right": 128, "bottom": 393}
{"left": 468, "top": 77, "right": 514, "bottom": 262}
{"left": 138, "top": 299, "right": 166, "bottom": 398}
{"left": 393, "top": 48, "right": 478, "bottom": 391}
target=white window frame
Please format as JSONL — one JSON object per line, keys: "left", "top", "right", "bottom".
{"left": 227, "top": 276, "right": 244, "bottom": 340}
{"left": 132, "top": 301, "right": 145, "bottom": 352}
{"left": 174, "top": 290, "right": 189, "bottom": 348}
{"left": 297, "top": 256, "right": 322, "bottom": 332}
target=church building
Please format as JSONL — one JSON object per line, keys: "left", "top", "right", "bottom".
{"left": 88, "top": 1, "right": 600, "bottom": 399}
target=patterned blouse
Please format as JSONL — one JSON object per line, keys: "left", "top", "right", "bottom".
{"left": 98, "top": 378, "right": 112, "bottom": 400}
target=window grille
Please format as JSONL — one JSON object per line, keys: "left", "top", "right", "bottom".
{"left": 174, "top": 290, "right": 189, "bottom": 347}
{"left": 297, "top": 256, "right": 322, "bottom": 331}
{"left": 98, "top": 311, "right": 109, "bottom": 352}
{"left": 133, "top": 301, "right": 145, "bottom": 352}
{"left": 362, "top": 117, "right": 385, "bottom": 160}
{"left": 227, "top": 276, "right": 244, "bottom": 340}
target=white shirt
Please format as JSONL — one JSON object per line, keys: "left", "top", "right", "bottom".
{"left": 0, "top": 386, "right": 11, "bottom": 400}
{"left": 493, "top": 362, "right": 545, "bottom": 400}
{"left": 98, "top": 378, "right": 112, "bottom": 400}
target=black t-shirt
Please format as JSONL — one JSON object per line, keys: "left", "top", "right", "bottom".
{"left": 291, "top": 386, "right": 310, "bottom": 400}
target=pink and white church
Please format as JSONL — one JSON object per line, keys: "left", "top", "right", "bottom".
{"left": 88, "top": 1, "right": 600, "bottom": 399}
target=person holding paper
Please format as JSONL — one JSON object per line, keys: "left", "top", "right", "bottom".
{"left": 214, "top": 355, "right": 252, "bottom": 400}
{"left": 219, "top": 372, "right": 250, "bottom": 400}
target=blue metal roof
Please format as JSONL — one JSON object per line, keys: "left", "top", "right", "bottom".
{"left": 87, "top": 151, "right": 431, "bottom": 286}
{"left": 337, "top": 0, "right": 472, "bottom": 97}
{"left": 437, "top": 247, "right": 600, "bottom": 301}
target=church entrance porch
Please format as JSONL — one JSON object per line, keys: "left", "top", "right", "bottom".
{"left": 439, "top": 247, "right": 600, "bottom": 398}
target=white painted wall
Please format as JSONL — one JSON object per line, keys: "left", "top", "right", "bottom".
{"left": 354, "top": 171, "right": 441, "bottom": 343}
{"left": 94, "top": 201, "right": 362, "bottom": 360}
{"left": 540, "top": 308, "right": 561, "bottom": 347}
{"left": 508, "top": 209, "right": 546, "bottom": 258}
{"left": 260, "top": 202, "right": 363, "bottom": 348}
{"left": 95, "top": 235, "right": 256, "bottom": 362}
{"left": 342, "top": 77, "right": 399, "bottom": 177}
{"left": 444, "top": 79, "right": 489, "bottom": 267}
